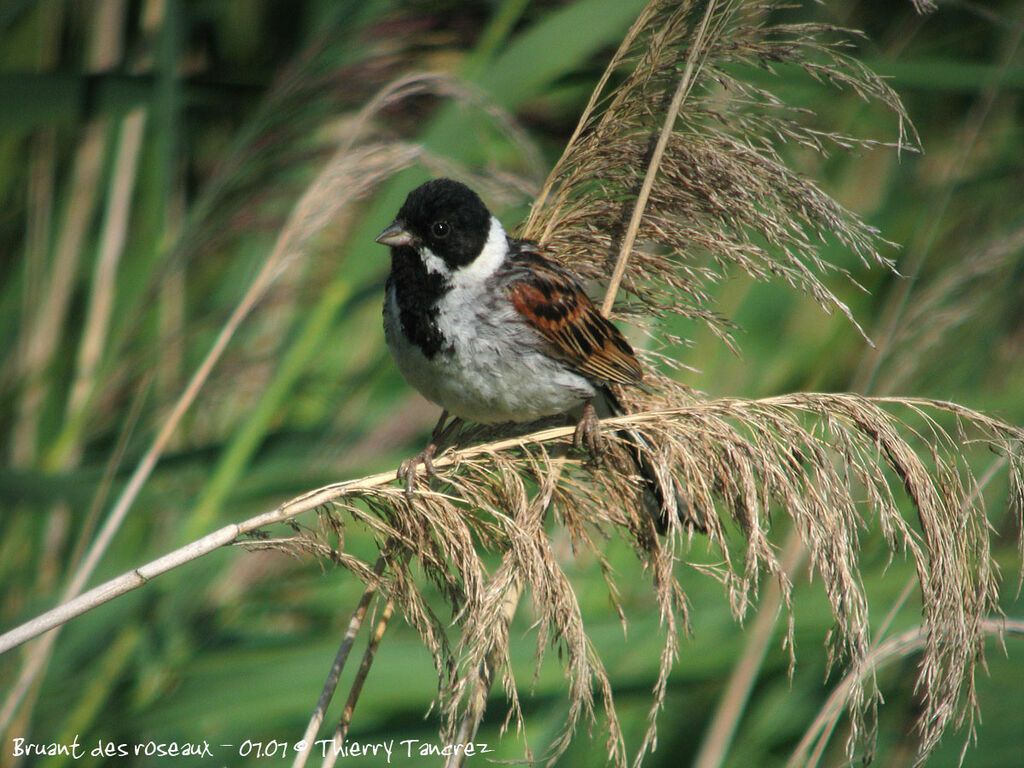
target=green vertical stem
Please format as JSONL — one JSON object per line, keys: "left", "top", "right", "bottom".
{"left": 57, "top": 107, "right": 147, "bottom": 469}
{"left": 18, "top": 0, "right": 62, "bottom": 464}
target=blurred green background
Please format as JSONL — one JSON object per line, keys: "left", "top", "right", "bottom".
{"left": 1, "top": 1, "right": 1023, "bottom": 766}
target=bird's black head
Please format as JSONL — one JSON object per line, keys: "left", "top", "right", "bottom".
{"left": 375, "top": 178, "right": 492, "bottom": 270}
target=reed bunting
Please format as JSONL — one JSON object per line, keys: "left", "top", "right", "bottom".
{"left": 376, "top": 178, "right": 695, "bottom": 532}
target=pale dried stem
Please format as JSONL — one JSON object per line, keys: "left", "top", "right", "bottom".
{"left": 320, "top": 593, "right": 399, "bottom": 768}
{"left": 786, "top": 618, "right": 1024, "bottom": 768}
{"left": 446, "top": 562, "right": 524, "bottom": 768}
{"left": 692, "top": 527, "right": 806, "bottom": 768}
{"left": 526, "top": 1, "right": 661, "bottom": 233}
{"left": 802, "top": 577, "right": 918, "bottom": 768}
{"left": 292, "top": 556, "right": 388, "bottom": 768}
{"left": 600, "top": 0, "right": 718, "bottom": 317}
{"left": 63, "top": 107, "right": 148, "bottom": 457}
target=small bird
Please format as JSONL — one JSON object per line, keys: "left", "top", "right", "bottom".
{"left": 376, "top": 178, "right": 693, "bottom": 532}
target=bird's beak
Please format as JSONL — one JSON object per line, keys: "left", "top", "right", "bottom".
{"left": 375, "top": 221, "right": 414, "bottom": 247}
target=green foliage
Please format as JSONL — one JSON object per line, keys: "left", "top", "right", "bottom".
{"left": 1, "top": 2, "right": 1022, "bottom": 768}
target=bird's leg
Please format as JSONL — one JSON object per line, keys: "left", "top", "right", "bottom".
{"left": 398, "top": 410, "right": 462, "bottom": 499}
{"left": 573, "top": 400, "right": 605, "bottom": 463}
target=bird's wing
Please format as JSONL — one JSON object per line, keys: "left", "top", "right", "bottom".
{"left": 503, "top": 246, "right": 643, "bottom": 386}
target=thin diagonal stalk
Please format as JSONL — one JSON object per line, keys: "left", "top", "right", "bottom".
{"left": 446, "top": 564, "right": 524, "bottom": 768}
{"left": 801, "top": 577, "right": 918, "bottom": 768}
{"left": 600, "top": 0, "right": 718, "bottom": 317}
{"left": 526, "top": 1, "right": 661, "bottom": 235}
{"left": 786, "top": 618, "right": 1024, "bottom": 768}
{"left": 320, "top": 592, "right": 399, "bottom": 768}
{"left": 291, "top": 555, "right": 389, "bottom": 768}
{"left": 58, "top": 218, "right": 287, "bottom": 584}
{"left": 692, "top": 528, "right": 806, "bottom": 768}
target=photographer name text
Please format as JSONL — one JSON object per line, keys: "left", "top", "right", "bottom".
{"left": 10, "top": 735, "right": 493, "bottom": 762}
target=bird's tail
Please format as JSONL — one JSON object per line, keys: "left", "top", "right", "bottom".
{"left": 597, "top": 387, "right": 707, "bottom": 534}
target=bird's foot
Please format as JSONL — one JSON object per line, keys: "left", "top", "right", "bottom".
{"left": 398, "top": 443, "right": 437, "bottom": 500}
{"left": 573, "top": 402, "right": 605, "bottom": 465}
{"left": 398, "top": 411, "right": 463, "bottom": 500}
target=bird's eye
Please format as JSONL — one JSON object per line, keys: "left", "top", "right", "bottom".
{"left": 431, "top": 221, "right": 450, "bottom": 239}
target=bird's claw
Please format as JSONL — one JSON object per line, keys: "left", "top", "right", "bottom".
{"left": 573, "top": 402, "right": 605, "bottom": 466}
{"left": 398, "top": 444, "right": 437, "bottom": 500}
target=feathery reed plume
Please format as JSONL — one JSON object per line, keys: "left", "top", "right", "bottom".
{"left": 304, "top": 2, "right": 1017, "bottom": 766}
{"left": 301, "top": 393, "right": 1022, "bottom": 766}
{"left": 524, "top": 0, "right": 915, "bottom": 344}
{"left": 4, "top": 3, "right": 1020, "bottom": 767}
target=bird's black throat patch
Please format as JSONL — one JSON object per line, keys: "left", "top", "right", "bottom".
{"left": 386, "top": 246, "right": 450, "bottom": 359}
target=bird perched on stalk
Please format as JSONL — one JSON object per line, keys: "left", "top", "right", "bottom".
{"left": 376, "top": 178, "right": 698, "bottom": 532}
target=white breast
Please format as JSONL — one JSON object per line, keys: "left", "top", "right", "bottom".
{"left": 383, "top": 218, "right": 596, "bottom": 424}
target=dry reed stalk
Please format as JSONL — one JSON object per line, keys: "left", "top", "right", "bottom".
{"left": 2, "top": 396, "right": 1020, "bottom": 766}
{"left": 324, "top": 594, "right": 399, "bottom": 765}
{"left": 291, "top": 556, "right": 389, "bottom": 768}
{"left": 9, "top": 1, "right": 125, "bottom": 468}
{"left": 0, "top": 0, "right": 133, "bottom": 735}
{"left": 692, "top": 529, "right": 806, "bottom": 768}
{"left": 63, "top": 108, "right": 148, "bottom": 451}
{"left": 788, "top": 617, "right": 1024, "bottom": 768}
{"left": 4, "top": 4, "right": 1022, "bottom": 767}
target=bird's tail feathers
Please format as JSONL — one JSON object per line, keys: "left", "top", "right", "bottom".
{"left": 596, "top": 387, "right": 707, "bottom": 534}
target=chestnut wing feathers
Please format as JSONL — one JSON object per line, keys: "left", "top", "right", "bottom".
{"left": 504, "top": 247, "right": 643, "bottom": 386}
